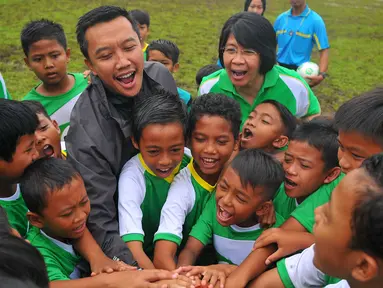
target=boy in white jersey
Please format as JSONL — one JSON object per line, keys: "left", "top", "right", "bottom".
{"left": 153, "top": 93, "right": 241, "bottom": 270}
{"left": 177, "top": 149, "right": 284, "bottom": 287}
{"left": 252, "top": 155, "right": 383, "bottom": 288}
{"left": 21, "top": 19, "right": 88, "bottom": 141}
{"left": 118, "top": 90, "right": 191, "bottom": 269}
{"left": 0, "top": 99, "right": 39, "bottom": 237}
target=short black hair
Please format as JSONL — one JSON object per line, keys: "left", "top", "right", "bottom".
{"left": 219, "top": 12, "right": 276, "bottom": 75}
{"left": 20, "top": 19, "right": 66, "bottom": 56}
{"left": 0, "top": 234, "right": 49, "bottom": 288}
{"left": 20, "top": 158, "right": 81, "bottom": 215}
{"left": 230, "top": 148, "right": 284, "bottom": 201}
{"left": 147, "top": 39, "right": 180, "bottom": 64}
{"left": 260, "top": 100, "right": 297, "bottom": 138}
{"left": 335, "top": 87, "right": 383, "bottom": 147}
{"left": 291, "top": 117, "right": 339, "bottom": 171}
{"left": 196, "top": 64, "right": 222, "bottom": 86}
{"left": 244, "top": 0, "right": 267, "bottom": 15}
{"left": 22, "top": 100, "right": 50, "bottom": 119}
{"left": 351, "top": 154, "right": 383, "bottom": 259}
{"left": 188, "top": 93, "right": 242, "bottom": 141}
{"left": 0, "top": 99, "right": 38, "bottom": 162}
{"left": 132, "top": 89, "right": 187, "bottom": 143}
{"left": 76, "top": 6, "right": 140, "bottom": 59}
{"left": 130, "top": 9, "right": 150, "bottom": 27}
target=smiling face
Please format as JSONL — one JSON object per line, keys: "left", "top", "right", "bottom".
{"left": 283, "top": 140, "right": 332, "bottom": 203}
{"left": 36, "top": 176, "right": 90, "bottom": 241}
{"left": 241, "top": 103, "right": 287, "bottom": 151}
{"left": 24, "top": 39, "right": 70, "bottom": 86}
{"left": 338, "top": 130, "right": 382, "bottom": 174}
{"left": 134, "top": 122, "right": 185, "bottom": 179}
{"left": 216, "top": 166, "right": 268, "bottom": 227}
{"left": 191, "top": 115, "right": 238, "bottom": 185}
{"left": 313, "top": 169, "right": 370, "bottom": 278}
{"left": 35, "top": 113, "right": 61, "bottom": 159}
{"left": 84, "top": 16, "right": 144, "bottom": 97}
{"left": 223, "top": 34, "right": 261, "bottom": 89}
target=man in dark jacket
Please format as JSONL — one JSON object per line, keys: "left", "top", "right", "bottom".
{"left": 66, "top": 6, "right": 178, "bottom": 265}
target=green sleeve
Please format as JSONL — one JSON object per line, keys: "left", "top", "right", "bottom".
{"left": 273, "top": 184, "right": 296, "bottom": 220}
{"left": 41, "top": 251, "right": 71, "bottom": 281}
{"left": 306, "top": 87, "right": 321, "bottom": 116}
{"left": 291, "top": 175, "right": 344, "bottom": 233}
{"left": 189, "top": 196, "right": 215, "bottom": 246}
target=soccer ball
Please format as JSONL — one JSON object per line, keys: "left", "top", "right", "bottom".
{"left": 297, "top": 62, "right": 319, "bottom": 82}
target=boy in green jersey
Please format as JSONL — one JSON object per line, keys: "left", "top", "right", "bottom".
{"left": 177, "top": 149, "right": 284, "bottom": 287}
{"left": 21, "top": 19, "right": 88, "bottom": 141}
{"left": 0, "top": 99, "right": 39, "bottom": 237}
{"left": 153, "top": 93, "right": 241, "bottom": 270}
{"left": 118, "top": 90, "right": 191, "bottom": 269}
{"left": 130, "top": 9, "right": 150, "bottom": 60}
{"left": 241, "top": 100, "right": 297, "bottom": 162}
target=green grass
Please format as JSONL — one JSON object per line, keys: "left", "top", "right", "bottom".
{"left": 1, "top": 0, "right": 382, "bottom": 111}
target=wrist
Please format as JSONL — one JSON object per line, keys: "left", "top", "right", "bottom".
{"left": 319, "top": 72, "right": 328, "bottom": 79}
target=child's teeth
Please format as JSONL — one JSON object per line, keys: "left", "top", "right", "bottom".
{"left": 120, "top": 72, "right": 133, "bottom": 79}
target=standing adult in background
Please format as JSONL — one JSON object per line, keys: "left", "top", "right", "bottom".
{"left": 66, "top": 5, "right": 178, "bottom": 265}
{"left": 274, "top": 0, "right": 329, "bottom": 87}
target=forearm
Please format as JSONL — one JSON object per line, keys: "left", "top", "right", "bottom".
{"left": 225, "top": 245, "right": 276, "bottom": 288}
{"left": 153, "top": 241, "right": 177, "bottom": 270}
{"left": 126, "top": 242, "right": 154, "bottom": 269}
{"left": 319, "top": 49, "right": 329, "bottom": 73}
{"left": 49, "top": 274, "right": 112, "bottom": 288}
{"left": 73, "top": 228, "right": 106, "bottom": 265}
{"left": 177, "top": 249, "right": 199, "bottom": 268}
{"left": 292, "top": 232, "right": 315, "bottom": 251}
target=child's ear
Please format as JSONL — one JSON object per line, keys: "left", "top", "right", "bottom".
{"left": 65, "top": 48, "right": 71, "bottom": 63}
{"left": 27, "top": 212, "right": 44, "bottom": 229}
{"left": 255, "top": 200, "right": 272, "bottom": 216}
{"left": 52, "top": 120, "right": 60, "bottom": 134}
{"left": 173, "top": 63, "right": 180, "bottom": 73}
{"left": 351, "top": 253, "right": 379, "bottom": 283}
{"left": 84, "top": 58, "right": 97, "bottom": 76}
{"left": 131, "top": 136, "right": 139, "bottom": 150}
{"left": 272, "top": 136, "right": 289, "bottom": 149}
{"left": 323, "top": 166, "right": 341, "bottom": 184}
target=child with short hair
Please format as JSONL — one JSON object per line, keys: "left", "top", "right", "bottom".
{"left": 241, "top": 100, "right": 297, "bottom": 161}
{"left": 252, "top": 154, "right": 383, "bottom": 288}
{"left": 23, "top": 100, "right": 64, "bottom": 159}
{"left": 21, "top": 19, "right": 88, "bottom": 141}
{"left": 195, "top": 64, "right": 221, "bottom": 89}
{"left": 178, "top": 149, "right": 284, "bottom": 272}
{"left": 130, "top": 9, "right": 150, "bottom": 59}
{"left": 153, "top": 93, "right": 241, "bottom": 270}
{"left": 118, "top": 90, "right": 191, "bottom": 269}
{"left": 0, "top": 99, "right": 39, "bottom": 237}
{"left": 147, "top": 39, "right": 192, "bottom": 107}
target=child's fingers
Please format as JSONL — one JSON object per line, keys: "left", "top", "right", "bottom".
{"left": 265, "top": 248, "right": 285, "bottom": 265}
{"left": 253, "top": 229, "right": 278, "bottom": 250}
{"left": 208, "top": 274, "right": 218, "bottom": 288}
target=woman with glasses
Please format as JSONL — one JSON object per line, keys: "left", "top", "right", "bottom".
{"left": 200, "top": 12, "right": 321, "bottom": 127}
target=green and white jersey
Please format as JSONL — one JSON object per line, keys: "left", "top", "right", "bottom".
{"left": 273, "top": 183, "right": 299, "bottom": 220}
{"left": 190, "top": 196, "right": 285, "bottom": 266}
{"left": 291, "top": 174, "right": 344, "bottom": 233}
{"left": 0, "top": 185, "right": 29, "bottom": 237}
{"left": 154, "top": 160, "right": 216, "bottom": 246}
{"left": 199, "top": 66, "right": 320, "bottom": 127}
{"left": 22, "top": 73, "right": 88, "bottom": 142}
{"left": 277, "top": 245, "right": 341, "bottom": 288}
{"left": 0, "top": 72, "right": 11, "bottom": 99}
{"left": 118, "top": 148, "right": 191, "bottom": 257}
{"left": 27, "top": 226, "right": 81, "bottom": 281}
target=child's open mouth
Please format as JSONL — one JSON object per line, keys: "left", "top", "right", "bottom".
{"left": 217, "top": 206, "right": 233, "bottom": 225}
{"left": 201, "top": 157, "right": 219, "bottom": 169}
{"left": 284, "top": 177, "right": 298, "bottom": 190}
{"left": 42, "top": 144, "right": 55, "bottom": 158}
{"left": 242, "top": 128, "right": 253, "bottom": 139}
{"left": 156, "top": 167, "right": 173, "bottom": 178}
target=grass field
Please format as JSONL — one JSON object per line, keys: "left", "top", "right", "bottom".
{"left": 1, "top": 0, "right": 382, "bottom": 111}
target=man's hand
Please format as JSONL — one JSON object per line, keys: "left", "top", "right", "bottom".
{"left": 306, "top": 74, "right": 324, "bottom": 88}
{"left": 90, "top": 255, "right": 136, "bottom": 276}
{"left": 253, "top": 228, "right": 311, "bottom": 265}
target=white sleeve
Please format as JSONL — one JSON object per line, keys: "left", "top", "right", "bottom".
{"left": 285, "top": 245, "right": 327, "bottom": 287}
{"left": 118, "top": 159, "right": 146, "bottom": 239}
{"left": 154, "top": 168, "right": 195, "bottom": 244}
